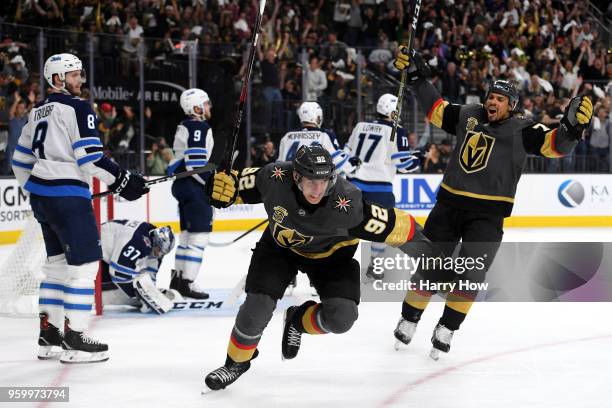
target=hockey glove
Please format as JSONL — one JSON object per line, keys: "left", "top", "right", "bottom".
{"left": 561, "top": 96, "right": 593, "bottom": 139}
{"left": 393, "top": 47, "right": 431, "bottom": 84}
{"left": 207, "top": 170, "right": 239, "bottom": 208}
{"left": 348, "top": 156, "right": 362, "bottom": 174}
{"left": 110, "top": 169, "right": 149, "bottom": 201}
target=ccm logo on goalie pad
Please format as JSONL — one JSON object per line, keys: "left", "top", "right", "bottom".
{"left": 173, "top": 301, "right": 223, "bottom": 310}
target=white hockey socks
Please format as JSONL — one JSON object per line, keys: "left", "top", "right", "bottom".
{"left": 39, "top": 254, "right": 68, "bottom": 328}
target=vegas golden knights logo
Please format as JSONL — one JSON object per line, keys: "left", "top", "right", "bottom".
{"left": 459, "top": 128, "right": 495, "bottom": 174}
{"left": 272, "top": 223, "right": 313, "bottom": 248}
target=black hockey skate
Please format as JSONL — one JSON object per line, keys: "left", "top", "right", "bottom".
{"left": 170, "top": 270, "right": 209, "bottom": 299}
{"left": 393, "top": 317, "right": 418, "bottom": 350}
{"left": 429, "top": 323, "right": 454, "bottom": 361}
{"left": 203, "top": 350, "right": 258, "bottom": 393}
{"left": 281, "top": 301, "right": 316, "bottom": 360}
{"left": 38, "top": 313, "right": 63, "bottom": 360}
{"left": 60, "top": 319, "right": 109, "bottom": 364}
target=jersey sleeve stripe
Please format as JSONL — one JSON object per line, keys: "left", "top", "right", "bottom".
{"left": 144, "top": 267, "right": 158, "bottom": 273}
{"left": 72, "top": 138, "right": 103, "bottom": 149}
{"left": 185, "top": 160, "right": 208, "bottom": 166}
{"left": 11, "top": 159, "right": 34, "bottom": 170}
{"left": 330, "top": 150, "right": 343, "bottom": 158}
{"left": 110, "top": 261, "right": 138, "bottom": 275}
{"left": 396, "top": 159, "right": 416, "bottom": 169}
{"left": 540, "top": 128, "right": 562, "bottom": 158}
{"left": 184, "top": 148, "right": 208, "bottom": 155}
{"left": 427, "top": 98, "right": 449, "bottom": 128}
{"left": 15, "top": 144, "right": 34, "bottom": 155}
{"left": 391, "top": 152, "right": 413, "bottom": 160}
{"left": 77, "top": 152, "right": 104, "bottom": 166}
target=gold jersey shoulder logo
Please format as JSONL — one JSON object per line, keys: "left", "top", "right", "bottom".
{"left": 272, "top": 222, "right": 314, "bottom": 248}
{"left": 270, "top": 166, "right": 287, "bottom": 182}
{"left": 459, "top": 122, "right": 495, "bottom": 173}
{"left": 466, "top": 116, "right": 478, "bottom": 131}
{"left": 334, "top": 195, "right": 353, "bottom": 213}
{"left": 272, "top": 206, "right": 288, "bottom": 223}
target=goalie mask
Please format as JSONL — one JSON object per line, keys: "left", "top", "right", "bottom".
{"left": 150, "top": 226, "right": 175, "bottom": 258}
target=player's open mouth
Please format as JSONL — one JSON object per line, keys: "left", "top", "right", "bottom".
{"left": 488, "top": 107, "right": 497, "bottom": 115}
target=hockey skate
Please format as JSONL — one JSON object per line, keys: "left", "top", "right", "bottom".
{"left": 38, "top": 313, "right": 63, "bottom": 360}
{"left": 429, "top": 323, "right": 454, "bottom": 361}
{"left": 202, "top": 350, "right": 258, "bottom": 393}
{"left": 282, "top": 301, "right": 316, "bottom": 360}
{"left": 60, "top": 319, "right": 109, "bottom": 364}
{"left": 393, "top": 317, "right": 418, "bottom": 351}
{"left": 170, "top": 270, "right": 209, "bottom": 299}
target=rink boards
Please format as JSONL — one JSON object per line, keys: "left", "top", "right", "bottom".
{"left": 1, "top": 173, "right": 612, "bottom": 244}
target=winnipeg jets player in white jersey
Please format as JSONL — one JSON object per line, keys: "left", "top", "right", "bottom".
{"left": 11, "top": 53, "right": 149, "bottom": 363}
{"left": 345, "top": 93, "right": 419, "bottom": 281}
{"left": 100, "top": 220, "right": 177, "bottom": 314}
{"left": 278, "top": 101, "right": 351, "bottom": 173}
{"left": 168, "top": 89, "right": 214, "bottom": 299}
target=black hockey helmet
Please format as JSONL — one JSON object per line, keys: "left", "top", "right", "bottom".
{"left": 293, "top": 145, "right": 337, "bottom": 195}
{"left": 486, "top": 79, "right": 519, "bottom": 111}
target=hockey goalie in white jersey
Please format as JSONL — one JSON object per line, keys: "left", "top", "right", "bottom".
{"left": 345, "top": 93, "right": 420, "bottom": 281}
{"left": 100, "top": 220, "right": 178, "bottom": 314}
{"left": 12, "top": 53, "right": 149, "bottom": 363}
{"left": 277, "top": 101, "right": 352, "bottom": 173}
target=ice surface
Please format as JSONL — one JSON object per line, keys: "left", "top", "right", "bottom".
{"left": 1, "top": 229, "right": 611, "bottom": 408}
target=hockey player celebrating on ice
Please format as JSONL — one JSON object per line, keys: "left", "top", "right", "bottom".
{"left": 11, "top": 53, "right": 149, "bottom": 363}
{"left": 100, "top": 220, "right": 177, "bottom": 314}
{"left": 277, "top": 101, "right": 352, "bottom": 173}
{"left": 202, "top": 145, "right": 444, "bottom": 392}
{"left": 167, "top": 88, "right": 215, "bottom": 300}
{"left": 391, "top": 47, "right": 593, "bottom": 359}
{"left": 345, "top": 93, "right": 420, "bottom": 281}
{"left": 278, "top": 101, "right": 352, "bottom": 294}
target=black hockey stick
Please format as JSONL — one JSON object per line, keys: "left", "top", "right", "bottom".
{"left": 92, "top": 150, "right": 240, "bottom": 200}
{"left": 91, "top": 162, "right": 217, "bottom": 200}
{"left": 390, "top": 0, "right": 422, "bottom": 142}
{"left": 208, "top": 219, "right": 268, "bottom": 247}
{"left": 221, "top": 0, "right": 267, "bottom": 171}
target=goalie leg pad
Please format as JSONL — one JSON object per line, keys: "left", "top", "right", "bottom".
{"left": 133, "top": 273, "right": 174, "bottom": 314}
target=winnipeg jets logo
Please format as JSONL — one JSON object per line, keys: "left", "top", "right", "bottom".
{"left": 334, "top": 195, "right": 352, "bottom": 213}
{"left": 270, "top": 166, "right": 287, "bottom": 182}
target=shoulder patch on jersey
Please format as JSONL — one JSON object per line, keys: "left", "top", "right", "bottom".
{"left": 334, "top": 195, "right": 353, "bottom": 213}
{"left": 272, "top": 206, "right": 288, "bottom": 223}
{"left": 270, "top": 166, "right": 287, "bottom": 182}
{"left": 142, "top": 235, "right": 152, "bottom": 249}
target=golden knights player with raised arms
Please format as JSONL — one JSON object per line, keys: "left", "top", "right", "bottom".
{"left": 201, "top": 145, "right": 444, "bottom": 392}
{"left": 391, "top": 48, "right": 593, "bottom": 359}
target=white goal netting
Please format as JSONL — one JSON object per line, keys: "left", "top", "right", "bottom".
{"left": 0, "top": 214, "right": 47, "bottom": 316}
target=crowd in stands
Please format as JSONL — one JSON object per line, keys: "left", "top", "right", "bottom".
{"left": 0, "top": 0, "right": 611, "bottom": 174}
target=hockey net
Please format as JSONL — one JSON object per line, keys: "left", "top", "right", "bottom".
{"left": 0, "top": 179, "right": 114, "bottom": 316}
